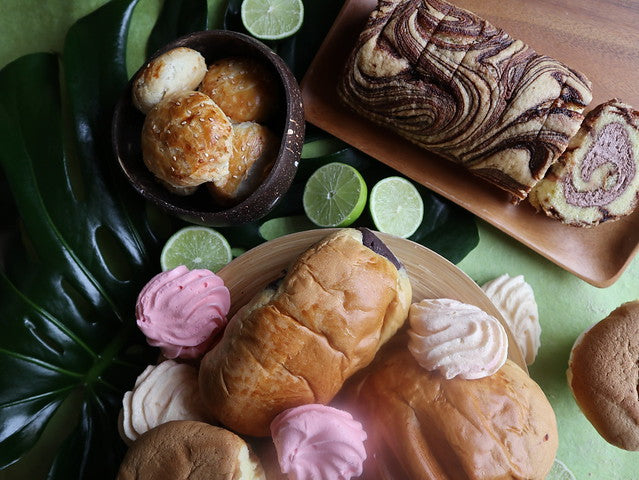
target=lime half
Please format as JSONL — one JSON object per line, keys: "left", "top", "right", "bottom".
{"left": 160, "top": 226, "right": 232, "bottom": 272}
{"left": 259, "top": 215, "right": 316, "bottom": 241}
{"left": 241, "top": 0, "right": 304, "bottom": 40}
{"left": 369, "top": 176, "right": 424, "bottom": 238}
{"left": 303, "top": 162, "right": 367, "bottom": 227}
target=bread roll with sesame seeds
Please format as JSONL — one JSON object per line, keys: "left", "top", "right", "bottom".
{"left": 132, "top": 47, "right": 207, "bottom": 114}
{"left": 199, "top": 57, "right": 279, "bottom": 123}
{"left": 141, "top": 90, "right": 233, "bottom": 190}
{"left": 206, "top": 122, "right": 278, "bottom": 205}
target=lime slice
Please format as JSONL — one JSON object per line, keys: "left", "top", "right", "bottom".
{"left": 302, "top": 162, "right": 367, "bottom": 227}
{"left": 231, "top": 247, "right": 246, "bottom": 258}
{"left": 259, "top": 215, "right": 316, "bottom": 240}
{"left": 160, "top": 226, "right": 232, "bottom": 272}
{"left": 241, "top": 0, "right": 304, "bottom": 40}
{"left": 546, "top": 460, "right": 576, "bottom": 480}
{"left": 369, "top": 176, "right": 424, "bottom": 238}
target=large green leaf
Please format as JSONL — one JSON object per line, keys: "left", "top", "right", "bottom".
{"left": 0, "top": 0, "right": 167, "bottom": 477}
{"left": 146, "top": 0, "right": 208, "bottom": 57}
{"left": 0, "top": 0, "right": 477, "bottom": 477}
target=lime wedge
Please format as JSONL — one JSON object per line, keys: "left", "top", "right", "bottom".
{"left": 302, "top": 162, "right": 367, "bottom": 227}
{"left": 160, "top": 226, "right": 232, "bottom": 272}
{"left": 241, "top": 0, "right": 304, "bottom": 40}
{"left": 546, "top": 460, "right": 576, "bottom": 480}
{"left": 369, "top": 176, "right": 424, "bottom": 238}
{"left": 259, "top": 215, "right": 316, "bottom": 240}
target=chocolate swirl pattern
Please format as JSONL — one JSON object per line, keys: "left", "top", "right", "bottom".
{"left": 339, "top": 0, "right": 593, "bottom": 200}
{"left": 408, "top": 298, "right": 508, "bottom": 379}
{"left": 529, "top": 99, "right": 639, "bottom": 226}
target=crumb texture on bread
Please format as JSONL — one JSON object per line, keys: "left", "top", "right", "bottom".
{"left": 339, "top": 0, "right": 592, "bottom": 200}
{"left": 198, "top": 229, "right": 412, "bottom": 437}
{"left": 529, "top": 99, "right": 639, "bottom": 226}
{"left": 350, "top": 347, "right": 557, "bottom": 479}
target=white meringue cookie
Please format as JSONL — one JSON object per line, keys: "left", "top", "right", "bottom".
{"left": 482, "top": 274, "right": 541, "bottom": 365}
{"left": 408, "top": 298, "right": 508, "bottom": 380}
{"left": 118, "top": 360, "right": 208, "bottom": 445}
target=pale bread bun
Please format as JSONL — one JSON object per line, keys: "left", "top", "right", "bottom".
{"left": 567, "top": 300, "right": 639, "bottom": 451}
{"left": 141, "top": 90, "right": 233, "bottom": 189}
{"left": 117, "top": 421, "right": 265, "bottom": 480}
{"left": 132, "top": 47, "right": 207, "bottom": 114}
{"left": 206, "top": 122, "right": 278, "bottom": 205}
{"left": 198, "top": 228, "right": 412, "bottom": 436}
{"left": 349, "top": 346, "right": 557, "bottom": 479}
{"left": 199, "top": 57, "right": 278, "bottom": 123}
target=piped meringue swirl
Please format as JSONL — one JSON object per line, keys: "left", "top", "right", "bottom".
{"left": 270, "top": 404, "right": 367, "bottom": 480}
{"left": 136, "top": 265, "right": 231, "bottom": 359}
{"left": 119, "top": 360, "right": 208, "bottom": 445}
{"left": 408, "top": 298, "right": 508, "bottom": 379}
{"left": 482, "top": 274, "right": 541, "bottom": 365}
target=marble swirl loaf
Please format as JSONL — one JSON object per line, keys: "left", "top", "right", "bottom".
{"left": 339, "top": 0, "right": 593, "bottom": 200}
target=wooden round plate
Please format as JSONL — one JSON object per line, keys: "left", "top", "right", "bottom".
{"left": 217, "top": 228, "right": 527, "bottom": 371}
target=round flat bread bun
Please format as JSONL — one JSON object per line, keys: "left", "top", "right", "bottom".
{"left": 199, "top": 57, "right": 278, "bottom": 123}
{"left": 116, "top": 421, "right": 265, "bottom": 480}
{"left": 141, "top": 90, "right": 233, "bottom": 189}
{"left": 132, "top": 47, "right": 207, "bottom": 114}
{"left": 568, "top": 300, "right": 639, "bottom": 451}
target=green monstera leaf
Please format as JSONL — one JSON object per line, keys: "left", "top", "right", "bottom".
{"left": 0, "top": 0, "right": 478, "bottom": 478}
{"left": 0, "top": 0, "right": 168, "bottom": 477}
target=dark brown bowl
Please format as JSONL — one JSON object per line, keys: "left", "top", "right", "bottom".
{"left": 112, "top": 30, "right": 304, "bottom": 226}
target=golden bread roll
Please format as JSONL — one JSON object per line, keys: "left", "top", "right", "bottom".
{"left": 206, "top": 122, "right": 278, "bottom": 205}
{"left": 349, "top": 346, "right": 557, "bottom": 479}
{"left": 141, "top": 90, "right": 233, "bottom": 189}
{"left": 199, "top": 228, "right": 412, "bottom": 436}
{"left": 567, "top": 301, "right": 639, "bottom": 451}
{"left": 132, "top": 47, "right": 207, "bottom": 114}
{"left": 116, "top": 421, "right": 265, "bottom": 480}
{"left": 199, "top": 56, "right": 279, "bottom": 123}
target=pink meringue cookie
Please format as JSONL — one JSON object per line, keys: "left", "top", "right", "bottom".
{"left": 408, "top": 298, "right": 508, "bottom": 380}
{"left": 135, "top": 265, "right": 231, "bottom": 359}
{"left": 270, "top": 404, "right": 367, "bottom": 480}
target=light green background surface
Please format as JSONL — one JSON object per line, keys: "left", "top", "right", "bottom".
{"left": 0, "top": 0, "right": 638, "bottom": 478}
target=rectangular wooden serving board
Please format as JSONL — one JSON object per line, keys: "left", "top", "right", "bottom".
{"left": 301, "top": 0, "right": 639, "bottom": 288}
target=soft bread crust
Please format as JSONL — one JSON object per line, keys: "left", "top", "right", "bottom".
{"left": 199, "top": 57, "right": 279, "bottom": 123}
{"left": 568, "top": 301, "right": 639, "bottom": 450}
{"left": 352, "top": 347, "right": 557, "bottom": 479}
{"left": 141, "top": 91, "right": 233, "bottom": 188}
{"left": 116, "top": 421, "right": 265, "bottom": 480}
{"left": 206, "top": 122, "right": 278, "bottom": 205}
{"left": 132, "top": 47, "right": 207, "bottom": 114}
{"left": 199, "top": 229, "right": 412, "bottom": 436}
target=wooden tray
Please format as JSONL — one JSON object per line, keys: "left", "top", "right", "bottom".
{"left": 217, "top": 229, "right": 527, "bottom": 371}
{"left": 301, "top": 0, "right": 639, "bottom": 288}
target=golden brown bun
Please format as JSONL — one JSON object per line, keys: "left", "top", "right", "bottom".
{"left": 568, "top": 300, "right": 639, "bottom": 451}
{"left": 198, "top": 229, "right": 412, "bottom": 436}
{"left": 199, "top": 57, "right": 279, "bottom": 123}
{"left": 116, "top": 421, "right": 265, "bottom": 480}
{"left": 141, "top": 91, "right": 233, "bottom": 189}
{"left": 206, "top": 122, "right": 278, "bottom": 205}
{"left": 132, "top": 47, "right": 207, "bottom": 114}
{"left": 350, "top": 346, "right": 557, "bottom": 479}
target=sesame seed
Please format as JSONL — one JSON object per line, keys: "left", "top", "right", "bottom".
{"left": 180, "top": 121, "right": 187, "bottom": 125}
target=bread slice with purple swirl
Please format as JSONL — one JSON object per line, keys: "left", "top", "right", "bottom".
{"left": 528, "top": 99, "right": 639, "bottom": 227}
{"left": 339, "top": 0, "right": 593, "bottom": 201}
